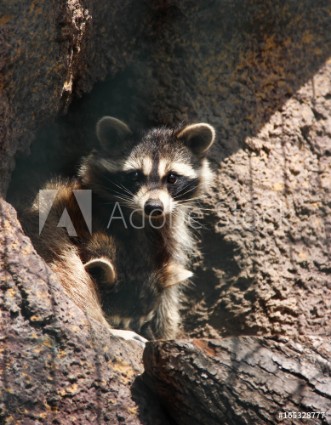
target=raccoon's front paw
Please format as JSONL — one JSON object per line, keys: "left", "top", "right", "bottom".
{"left": 109, "top": 329, "right": 147, "bottom": 347}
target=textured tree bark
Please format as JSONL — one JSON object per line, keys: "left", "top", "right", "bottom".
{"left": 143, "top": 337, "right": 331, "bottom": 425}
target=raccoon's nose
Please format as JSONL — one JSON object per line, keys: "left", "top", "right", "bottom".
{"left": 144, "top": 199, "right": 164, "bottom": 216}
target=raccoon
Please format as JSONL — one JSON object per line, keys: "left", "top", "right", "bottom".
{"left": 22, "top": 117, "right": 215, "bottom": 340}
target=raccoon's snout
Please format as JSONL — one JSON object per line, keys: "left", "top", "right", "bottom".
{"left": 144, "top": 199, "right": 164, "bottom": 217}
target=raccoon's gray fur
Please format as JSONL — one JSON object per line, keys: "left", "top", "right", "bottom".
{"left": 22, "top": 117, "right": 215, "bottom": 340}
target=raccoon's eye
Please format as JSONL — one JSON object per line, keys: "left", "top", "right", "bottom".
{"left": 129, "top": 170, "right": 143, "bottom": 182}
{"left": 167, "top": 173, "right": 178, "bottom": 184}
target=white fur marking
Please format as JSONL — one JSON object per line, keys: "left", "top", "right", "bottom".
{"left": 121, "top": 317, "right": 132, "bottom": 329}
{"left": 110, "top": 329, "right": 147, "bottom": 345}
{"left": 136, "top": 188, "right": 174, "bottom": 215}
{"left": 138, "top": 311, "right": 155, "bottom": 328}
{"left": 110, "top": 315, "right": 121, "bottom": 327}
{"left": 142, "top": 156, "right": 153, "bottom": 176}
{"left": 170, "top": 162, "right": 197, "bottom": 179}
{"left": 158, "top": 158, "right": 168, "bottom": 178}
{"left": 123, "top": 157, "right": 141, "bottom": 171}
{"left": 199, "top": 158, "right": 214, "bottom": 190}
{"left": 163, "top": 263, "right": 193, "bottom": 287}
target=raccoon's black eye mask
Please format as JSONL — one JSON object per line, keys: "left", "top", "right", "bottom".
{"left": 166, "top": 172, "right": 178, "bottom": 184}
{"left": 114, "top": 171, "right": 146, "bottom": 194}
{"left": 126, "top": 170, "right": 145, "bottom": 183}
{"left": 167, "top": 175, "right": 200, "bottom": 201}
{"left": 119, "top": 168, "right": 198, "bottom": 199}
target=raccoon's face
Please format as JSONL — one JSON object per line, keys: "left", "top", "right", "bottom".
{"left": 80, "top": 116, "right": 215, "bottom": 220}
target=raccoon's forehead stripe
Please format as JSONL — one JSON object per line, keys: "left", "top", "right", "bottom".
{"left": 158, "top": 158, "right": 167, "bottom": 179}
{"left": 122, "top": 158, "right": 141, "bottom": 172}
{"left": 142, "top": 157, "right": 153, "bottom": 175}
{"left": 158, "top": 160, "right": 198, "bottom": 179}
{"left": 122, "top": 156, "right": 153, "bottom": 176}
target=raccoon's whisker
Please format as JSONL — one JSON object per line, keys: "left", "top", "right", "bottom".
{"left": 171, "top": 209, "right": 207, "bottom": 231}
{"left": 117, "top": 186, "right": 134, "bottom": 197}
{"left": 176, "top": 196, "right": 205, "bottom": 204}
{"left": 188, "top": 217, "right": 207, "bottom": 230}
{"left": 174, "top": 186, "right": 206, "bottom": 201}
{"left": 106, "top": 196, "right": 133, "bottom": 207}
{"left": 111, "top": 182, "right": 135, "bottom": 197}
{"left": 98, "top": 191, "right": 135, "bottom": 209}
{"left": 113, "top": 193, "right": 132, "bottom": 202}
{"left": 179, "top": 199, "right": 213, "bottom": 209}
{"left": 102, "top": 187, "right": 133, "bottom": 202}
{"left": 99, "top": 196, "right": 132, "bottom": 205}
{"left": 102, "top": 179, "right": 135, "bottom": 198}
{"left": 117, "top": 199, "right": 137, "bottom": 209}
{"left": 114, "top": 197, "right": 133, "bottom": 205}
{"left": 194, "top": 207, "right": 215, "bottom": 212}
{"left": 101, "top": 199, "right": 134, "bottom": 209}
{"left": 180, "top": 191, "right": 206, "bottom": 199}
{"left": 177, "top": 197, "right": 201, "bottom": 203}
{"left": 174, "top": 186, "right": 199, "bottom": 199}
{"left": 97, "top": 183, "right": 134, "bottom": 206}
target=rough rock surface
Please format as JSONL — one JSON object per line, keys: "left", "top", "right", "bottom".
{"left": 0, "top": 0, "right": 81, "bottom": 195}
{"left": 0, "top": 0, "right": 147, "bottom": 196}
{"left": 186, "top": 64, "right": 331, "bottom": 339}
{"left": 0, "top": 199, "right": 159, "bottom": 424}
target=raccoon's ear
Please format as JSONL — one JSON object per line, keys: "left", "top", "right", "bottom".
{"left": 84, "top": 257, "right": 116, "bottom": 286}
{"left": 96, "top": 116, "right": 132, "bottom": 151}
{"left": 176, "top": 123, "right": 216, "bottom": 156}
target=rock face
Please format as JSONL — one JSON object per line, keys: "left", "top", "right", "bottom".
{"left": 1, "top": 0, "right": 331, "bottom": 424}
{"left": 0, "top": 0, "right": 78, "bottom": 195}
{"left": 0, "top": 199, "right": 148, "bottom": 424}
{"left": 0, "top": 0, "right": 147, "bottom": 196}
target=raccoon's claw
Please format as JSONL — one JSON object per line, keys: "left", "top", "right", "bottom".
{"left": 110, "top": 329, "right": 147, "bottom": 347}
